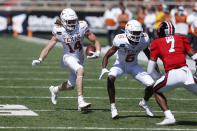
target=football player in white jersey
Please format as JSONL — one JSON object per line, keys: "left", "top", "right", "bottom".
{"left": 99, "top": 20, "right": 161, "bottom": 119}
{"left": 32, "top": 8, "right": 101, "bottom": 111}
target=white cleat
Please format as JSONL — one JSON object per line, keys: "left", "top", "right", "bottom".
{"left": 156, "top": 117, "right": 176, "bottom": 125}
{"left": 111, "top": 107, "right": 119, "bottom": 119}
{"left": 139, "top": 99, "right": 154, "bottom": 117}
{"left": 78, "top": 100, "right": 91, "bottom": 111}
{"left": 49, "top": 86, "right": 58, "bottom": 105}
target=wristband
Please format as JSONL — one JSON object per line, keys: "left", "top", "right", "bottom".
{"left": 192, "top": 53, "right": 197, "bottom": 60}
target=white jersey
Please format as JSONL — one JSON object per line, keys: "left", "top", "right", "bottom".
{"left": 113, "top": 33, "right": 150, "bottom": 65}
{"left": 52, "top": 20, "right": 88, "bottom": 60}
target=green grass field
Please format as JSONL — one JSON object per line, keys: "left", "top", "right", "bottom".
{"left": 0, "top": 36, "right": 197, "bottom": 131}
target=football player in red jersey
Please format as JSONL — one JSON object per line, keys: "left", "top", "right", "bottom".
{"left": 147, "top": 21, "right": 197, "bottom": 125}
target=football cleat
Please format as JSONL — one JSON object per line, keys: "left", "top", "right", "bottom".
{"left": 111, "top": 107, "right": 119, "bottom": 119}
{"left": 78, "top": 100, "right": 91, "bottom": 111}
{"left": 49, "top": 86, "right": 58, "bottom": 105}
{"left": 139, "top": 99, "right": 154, "bottom": 117}
{"left": 156, "top": 117, "right": 176, "bottom": 125}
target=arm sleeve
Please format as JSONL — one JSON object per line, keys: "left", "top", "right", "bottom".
{"left": 52, "top": 26, "right": 57, "bottom": 37}
{"left": 150, "top": 41, "right": 159, "bottom": 61}
{"left": 112, "top": 35, "right": 120, "bottom": 47}
{"left": 147, "top": 60, "right": 156, "bottom": 74}
{"left": 183, "top": 36, "right": 193, "bottom": 54}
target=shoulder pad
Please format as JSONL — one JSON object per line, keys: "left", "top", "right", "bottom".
{"left": 79, "top": 20, "right": 88, "bottom": 27}
{"left": 141, "top": 33, "right": 149, "bottom": 38}
{"left": 117, "top": 34, "right": 125, "bottom": 39}
{"left": 78, "top": 20, "right": 88, "bottom": 31}
{"left": 52, "top": 25, "right": 64, "bottom": 36}
{"left": 141, "top": 33, "right": 150, "bottom": 42}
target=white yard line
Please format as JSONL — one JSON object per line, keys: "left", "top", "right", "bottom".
{"left": 0, "top": 65, "right": 100, "bottom": 69}
{"left": 0, "top": 85, "right": 186, "bottom": 90}
{"left": 0, "top": 126, "right": 196, "bottom": 131}
{"left": 0, "top": 71, "right": 99, "bottom": 75}
{"left": 0, "top": 78, "right": 133, "bottom": 81}
{"left": 0, "top": 86, "right": 135, "bottom": 89}
{"left": 33, "top": 109, "right": 197, "bottom": 114}
{"left": 0, "top": 96, "right": 196, "bottom": 101}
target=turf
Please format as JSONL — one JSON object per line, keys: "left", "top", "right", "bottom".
{"left": 0, "top": 36, "right": 197, "bottom": 131}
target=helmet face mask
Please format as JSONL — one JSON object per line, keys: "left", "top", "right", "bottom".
{"left": 125, "top": 20, "right": 143, "bottom": 44}
{"left": 128, "top": 31, "right": 141, "bottom": 42}
{"left": 60, "top": 8, "right": 78, "bottom": 32}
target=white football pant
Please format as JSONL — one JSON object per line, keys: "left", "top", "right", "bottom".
{"left": 108, "top": 63, "right": 154, "bottom": 86}
{"left": 61, "top": 55, "right": 84, "bottom": 86}
{"left": 154, "top": 66, "right": 197, "bottom": 95}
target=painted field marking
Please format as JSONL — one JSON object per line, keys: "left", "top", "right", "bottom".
{"left": 0, "top": 65, "right": 100, "bottom": 69}
{"left": 0, "top": 104, "right": 28, "bottom": 109}
{"left": 0, "top": 85, "right": 146, "bottom": 90}
{"left": 0, "top": 78, "right": 134, "bottom": 81}
{"left": 0, "top": 105, "right": 38, "bottom": 116}
{"left": 33, "top": 109, "right": 197, "bottom": 114}
{"left": 0, "top": 71, "right": 96, "bottom": 75}
{"left": 0, "top": 126, "right": 196, "bottom": 130}
{"left": 0, "top": 85, "right": 186, "bottom": 90}
{"left": 0, "top": 96, "right": 196, "bottom": 101}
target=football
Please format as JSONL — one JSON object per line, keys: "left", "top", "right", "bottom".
{"left": 85, "top": 45, "right": 96, "bottom": 56}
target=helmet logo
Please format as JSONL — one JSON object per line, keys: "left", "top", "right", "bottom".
{"left": 126, "top": 24, "right": 130, "bottom": 27}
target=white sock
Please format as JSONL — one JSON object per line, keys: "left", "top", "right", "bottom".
{"left": 142, "top": 98, "right": 146, "bottom": 104}
{"left": 53, "top": 86, "right": 59, "bottom": 93}
{"left": 164, "top": 110, "right": 174, "bottom": 118}
{"left": 111, "top": 103, "right": 116, "bottom": 109}
{"left": 78, "top": 95, "right": 84, "bottom": 103}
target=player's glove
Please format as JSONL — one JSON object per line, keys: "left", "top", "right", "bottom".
{"left": 87, "top": 51, "right": 100, "bottom": 59}
{"left": 32, "top": 58, "right": 42, "bottom": 66}
{"left": 99, "top": 68, "right": 110, "bottom": 80}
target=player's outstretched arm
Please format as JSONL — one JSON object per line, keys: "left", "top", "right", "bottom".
{"left": 32, "top": 36, "right": 58, "bottom": 66}
{"left": 85, "top": 30, "right": 101, "bottom": 59}
{"left": 144, "top": 47, "right": 162, "bottom": 78}
{"left": 188, "top": 49, "right": 197, "bottom": 74}
{"left": 99, "top": 46, "right": 118, "bottom": 79}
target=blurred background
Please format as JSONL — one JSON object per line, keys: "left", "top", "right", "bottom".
{"left": 1, "top": 0, "right": 197, "bottom": 47}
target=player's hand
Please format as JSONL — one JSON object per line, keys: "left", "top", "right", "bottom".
{"left": 32, "top": 59, "right": 42, "bottom": 66}
{"left": 87, "top": 51, "right": 100, "bottom": 59}
{"left": 99, "top": 68, "right": 109, "bottom": 80}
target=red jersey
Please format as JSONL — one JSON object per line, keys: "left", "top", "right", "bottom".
{"left": 150, "top": 35, "right": 192, "bottom": 73}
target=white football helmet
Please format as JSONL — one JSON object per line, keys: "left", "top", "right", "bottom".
{"left": 60, "top": 8, "right": 78, "bottom": 32}
{"left": 125, "top": 20, "right": 143, "bottom": 43}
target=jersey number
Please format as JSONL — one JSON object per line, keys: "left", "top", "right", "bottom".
{"left": 166, "top": 36, "right": 175, "bottom": 53}
{"left": 125, "top": 54, "right": 135, "bottom": 62}
{"left": 66, "top": 41, "right": 82, "bottom": 53}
